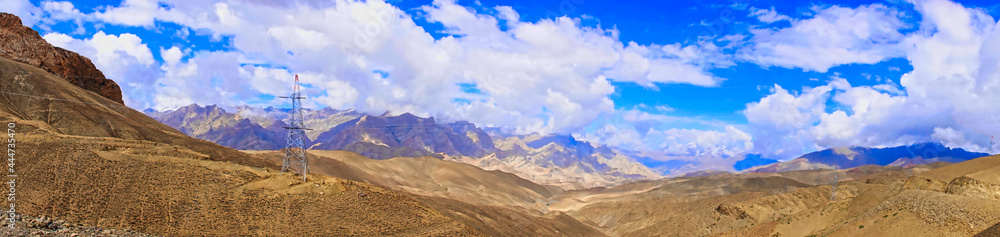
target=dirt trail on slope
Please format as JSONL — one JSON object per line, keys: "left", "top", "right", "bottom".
{"left": 10, "top": 124, "right": 475, "bottom": 236}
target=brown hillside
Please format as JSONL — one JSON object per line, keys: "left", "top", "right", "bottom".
{"left": 13, "top": 129, "right": 474, "bottom": 235}
{"left": 0, "top": 55, "right": 473, "bottom": 235}
{"left": 560, "top": 165, "right": 1000, "bottom": 236}
{"left": 920, "top": 155, "right": 1000, "bottom": 183}
{"left": 250, "top": 150, "right": 562, "bottom": 213}
{"left": 0, "top": 56, "right": 274, "bottom": 169}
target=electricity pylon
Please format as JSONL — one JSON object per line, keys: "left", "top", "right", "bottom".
{"left": 280, "top": 74, "right": 311, "bottom": 181}
{"left": 990, "top": 136, "right": 995, "bottom": 154}
{"left": 830, "top": 173, "right": 838, "bottom": 201}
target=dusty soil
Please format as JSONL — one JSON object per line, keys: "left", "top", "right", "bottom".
{"left": 249, "top": 150, "right": 559, "bottom": 212}
{"left": 249, "top": 150, "right": 605, "bottom": 236}
{"left": 564, "top": 165, "right": 1000, "bottom": 237}
{"left": 9, "top": 125, "right": 474, "bottom": 236}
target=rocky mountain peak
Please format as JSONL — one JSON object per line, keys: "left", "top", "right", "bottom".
{"left": 0, "top": 13, "right": 124, "bottom": 104}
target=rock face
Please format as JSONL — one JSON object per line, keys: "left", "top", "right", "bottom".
{"left": 144, "top": 104, "right": 363, "bottom": 150}
{"left": 0, "top": 12, "right": 123, "bottom": 104}
{"left": 148, "top": 104, "right": 663, "bottom": 188}
{"left": 311, "top": 113, "right": 497, "bottom": 159}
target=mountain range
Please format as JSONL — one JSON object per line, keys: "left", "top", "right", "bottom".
{"left": 746, "top": 142, "right": 989, "bottom": 172}
{"left": 144, "top": 104, "right": 661, "bottom": 189}
{"left": 144, "top": 104, "right": 993, "bottom": 188}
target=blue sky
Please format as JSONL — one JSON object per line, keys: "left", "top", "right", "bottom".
{"left": 4, "top": 0, "right": 1000, "bottom": 169}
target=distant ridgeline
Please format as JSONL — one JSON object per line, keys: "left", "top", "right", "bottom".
{"left": 145, "top": 104, "right": 662, "bottom": 189}
{"left": 733, "top": 154, "right": 779, "bottom": 171}
{"left": 744, "top": 142, "right": 989, "bottom": 172}
{"left": 800, "top": 143, "right": 988, "bottom": 167}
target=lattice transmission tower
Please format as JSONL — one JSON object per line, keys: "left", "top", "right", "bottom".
{"left": 280, "top": 74, "right": 311, "bottom": 181}
{"left": 830, "top": 173, "right": 838, "bottom": 201}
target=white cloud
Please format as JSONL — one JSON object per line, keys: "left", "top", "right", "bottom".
{"left": 654, "top": 105, "right": 674, "bottom": 112}
{"left": 745, "top": 84, "right": 832, "bottom": 128}
{"left": 893, "top": 0, "right": 1000, "bottom": 152}
{"left": 607, "top": 41, "right": 730, "bottom": 88}
{"left": 494, "top": 6, "right": 519, "bottom": 22}
{"left": 93, "top": 0, "right": 162, "bottom": 26}
{"left": 931, "top": 127, "right": 984, "bottom": 152}
{"left": 42, "top": 31, "right": 159, "bottom": 108}
{"left": 743, "top": 0, "right": 1000, "bottom": 157}
{"left": 15, "top": 0, "right": 735, "bottom": 138}
{"left": 744, "top": 83, "right": 833, "bottom": 159}
{"left": 92, "top": 32, "right": 155, "bottom": 65}
{"left": 40, "top": 1, "right": 84, "bottom": 22}
{"left": 0, "top": 0, "right": 42, "bottom": 26}
{"left": 40, "top": 31, "right": 72, "bottom": 46}
{"left": 579, "top": 124, "right": 645, "bottom": 150}
{"left": 574, "top": 107, "right": 753, "bottom": 166}
{"left": 872, "top": 82, "right": 904, "bottom": 95}
{"left": 749, "top": 7, "right": 791, "bottom": 23}
{"left": 658, "top": 126, "right": 753, "bottom": 158}
{"left": 160, "top": 46, "right": 183, "bottom": 66}
{"left": 740, "top": 4, "right": 909, "bottom": 72}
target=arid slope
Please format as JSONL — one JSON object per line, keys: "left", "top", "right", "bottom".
{"left": 0, "top": 54, "right": 603, "bottom": 236}
{"left": 250, "top": 150, "right": 563, "bottom": 213}
{"left": 560, "top": 159, "right": 1000, "bottom": 236}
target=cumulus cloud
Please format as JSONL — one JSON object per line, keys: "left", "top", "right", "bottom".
{"left": 658, "top": 126, "right": 753, "bottom": 158}
{"left": 42, "top": 31, "right": 160, "bottom": 108}
{"left": 575, "top": 107, "right": 753, "bottom": 167}
{"left": 744, "top": 83, "right": 833, "bottom": 159}
{"left": 26, "top": 0, "right": 730, "bottom": 135}
{"left": 740, "top": 4, "right": 909, "bottom": 72}
{"left": 0, "top": 0, "right": 42, "bottom": 26}
{"left": 607, "top": 41, "right": 731, "bottom": 88}
{"left": 896, "top": 0, "right": 1000, "bottom": 152}
{"left": 742, "top": 0, "right": 1000, "bottom": 158}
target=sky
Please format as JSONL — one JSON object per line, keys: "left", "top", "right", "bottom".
{"left": 3, "top": 0, "right": 1000, "bottom": 169}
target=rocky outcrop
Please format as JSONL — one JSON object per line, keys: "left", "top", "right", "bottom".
{"left": 945, "top": 176, "right": 1000, "bottom": 201}
{"left": 0, "top": 12, "right": 123, "bottom": 104}
{"left": 904, "top": 175, "right": 950, "bottom": 192}
{"left": 715, "top": 203, "right": 752, "bottom": 220}
{"left": 311, "top": 113, "right": 497, "bottom": 159}
{"left": 0, "top": 215, "right": 154, "bottom": 236}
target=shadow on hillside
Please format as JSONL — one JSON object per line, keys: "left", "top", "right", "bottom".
{"left": 977, "top": 222, "right": 1000, "bottom": 237}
